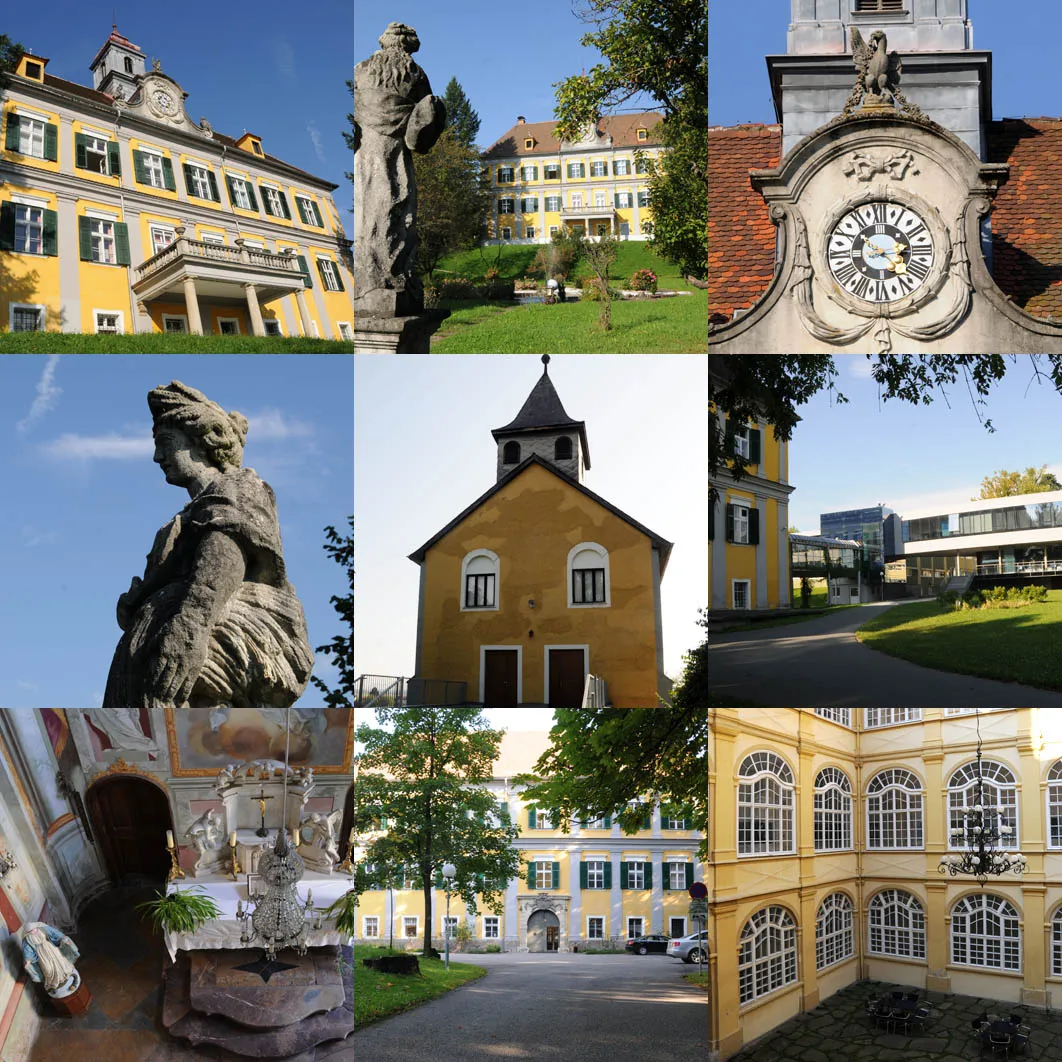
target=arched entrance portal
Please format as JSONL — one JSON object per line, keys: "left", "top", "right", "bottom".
{"left": 526, "top": 909, "right": 560, "bottom": 953}
{"left": 86, "top": 775, "right": 174, "bottom": 885}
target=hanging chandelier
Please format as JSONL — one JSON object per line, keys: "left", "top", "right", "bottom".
{"left": 938, "top": 709, "right": 1026, "bottom": 886}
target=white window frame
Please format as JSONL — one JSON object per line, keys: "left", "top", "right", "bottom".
{"left": 737, "top": 751, "right": 795, "bottom": 856}
{"left": 93, "top": 309, "right": 124, "bottom": 335}
{"left": 814, "top": 767, "right": 853, "bottom": 851}
{"left": 318, "top": 257, "right": 342, "bottom": 292}
{"left": 461, "top": 549, "right": 500, "bottom": 611}
{"left": 587, "top": 916, "right": 604, "bottom": 940}
{"left": 814, "top": 707, "right": 852, "bottom": 726}
{"left": 594, "top": 191, "right": 607, "bottom": 207}
{"left": 478, "top": 644, "right": 523, "bottom": 705}
{"left": 243, "top": 238, "right": 265, "bottom": 250}
{"left": 732, "top": 504, "right": 750, "bottom": 545}
{"left": 615, "top": 159, "right": 631, "bottom": 175}
{"left": 627, "top": 861, "right": 645, "bottom": 890}
{"left": 627, "top": 917, "right": 644, "bottom": 940}
{"left": 216, "top": 316, "right": 241, "bottom": 335}
{"left": 732, "top": 425, "right": 750, "bottom": 459}
{"left": 402, "top": 916, "right": 419, "bottom": 938}
{"left": 868, "top": 889, "right": 926, "bottom": 959}
{"left": 535, "top": 861, "right": 553, "bottom": 890}
{"left": 549, "top": 225, "right": 558, "bottom": 236}
{"left": 296, "top": 194, "right": 320, "bottom": 224}
{"left": 866, "top": 768, "right": 924, "bottom": 849}
{"left": 526, "top": 226, "right": 535, "bottom": 239}
{"left": 483, "top": 916, "right": 500, "bottom": 939}
{"left": 13, "top": 203, "right": 44, "bottom": 254}
{"left": 732, "top": 578, "right": 751, "bottom": 610}
{"left": 571, "top": 192, "right": 583, "bottom": 208}
{"left": 263, "top": 186, "right": 284, "bottom": 216}
{"left": 338, "top": 322, "right": 353, "bottom": 341}
{"left": 363, "top": 916, "right": 379, "bottom": 938}
{"left": 586, "top": 859, "right": 605, "bottom": 889}
{"left": 142, "top": 150, "right": 165, "bottom": 189}
{"left": 1048, "top": 761, "right": 1062, "bottom": 849}
{"left": 200, "top": 232, "right": 225, "bottom": 245}
{"left": 567, "top": 542, "right": 610, "bottom": 608}
{"left": 150, "top": 225, "right": 176, "bottom": 255}
{"left": 668, "top": 862, "right": 687, "bottom": 890}
{"left": 442, "top": 915, "right": 459, "bottom": 940}
{"left": 501, "top": 226, "right": 512, "bottom": 240}
{"left": 497, "top": 166, "right": 514, "bottom": 184}
{"left": 187, "top": 162, "right": 213, "bottom": 200}
{"left": 83, "top": 134, "right": 109, "bottom": 175}
{"left": 162, "top": 313, "right": 188, "bottom": 333}
{"left": 739, "top": 906, "right": 797, "bottom": 1005}
{"left": 669, "top": 916, "right": 687, "bottom": 937}
{"left": 947, "top": 760, "right": 1019, "bottom": 850}
{"left": 18, "top": 115, "right": 45, "bottom": 158}
{"left": 1052, "top": 905, "right": 1062, "bottom": 975}
{"left": 10, "top": 303, "right": 45, "bottom": 332}
{"left": 816, "top": 892, "right": 854, "bottom": 971}
{"left": 89, "top": 217, "right": 116, "bottom": 264}
{"left": 498, "top": 198, "right": 515, "bottom": 214}
{"left": 230, "top": 177, "right": 252, "bottom": 210}
{"left": 591, "top": 160, "right": 606, "bottom": 177}
{"left": 950, "top": 893, "right": 1021, "bottom": 972}
{"left": 617, "top": 191, "right": 632, "bottom": 208}
{"left": 864, "top": 707, "right": 923, "bottom": 728}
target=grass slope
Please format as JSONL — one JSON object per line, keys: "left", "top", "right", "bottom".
{"left": 352, "top": 945, "right": 486, "bottom": 1029}
{"left": 432, "top": 289, "right": 707, "bottom": 353}
{"left": 856, "top": 590, "right": 1062, "bottom": 690}
{"left": 0, "top": 333, "right": 348, "bottom": 352}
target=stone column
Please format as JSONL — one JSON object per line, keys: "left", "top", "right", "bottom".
{"left": 182, "top": 276, "right": 203, "bottom": 335}
{"left": 504, "top": 874, "right": 518, "bottom": 952}
{"left": 295, "top": 288, "right": 314, "bottom": 336}
{"left": 243, "top": 283, "right": 266, "bottom": 337}
{"left": 56, "top": 191, "right": 81, "bottom": 333}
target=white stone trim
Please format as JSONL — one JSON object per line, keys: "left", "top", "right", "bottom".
{"left": 566, "top": 541, "right": 611, "bottom": 607}
{"left": 83, "top": 208, "right": 119, "bottom": 221}
{"left": 9, "top": 302, "right": 46, "bottom": 331}
{"left": 92, "top": 308, "right": 125, "bottom": 334}
{"left": 76, "top": 122, "right": 112, "bottom": 139}
{"left": 216, "top": 316, "right": 241, "bottom": 334}
{"left": 12, "top": 105, "right": 51, "bottom": 121}
{"left": 161, "top": 313, "right": 188, "bottom": 333}
{"left": 461, "top": 549, "right": 500, "bottom": 612}
{"left": 10, "top": 193, "right": 50, "bottom": 208}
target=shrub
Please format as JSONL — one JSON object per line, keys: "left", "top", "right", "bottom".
{"left": 423, "top": 283, "right": 441, "bottom": 309}
{"left": 439, "top": 277, "right": 477, "bottom": 299}
{"left": 581, "top": 277, "right": 620, "bottom": 302}
{"left": 629, "top": 268, "right": 658, "bottom": 292}
{"left": 936, "top": 589, "right": 959, "bottom": 612}
{"left": 514, "top": 276, "right": 539, "bottom": 291}
{"left": 484, "top": 944, "right": 501, "bottom": 953}
{"left": 960, "top": 590, "right": 984, "bottom": 610}
{"left": 481, "top": 279, "right": 515, "bottom": 300}
{"left": 484, "top": 266, "right": 500, "bottom": 282}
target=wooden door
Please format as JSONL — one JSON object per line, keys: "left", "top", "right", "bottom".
{"left": 548, "top": 649, "right": 585, "bottom": 708}
{"left": 546, "top": 925, "right": 559, "bottom": 951}
{"left": 86, "top": 775, "right": 173, "bottom": 885}
{"left": 484, "top": 650, "right": 518, "bottom": 707}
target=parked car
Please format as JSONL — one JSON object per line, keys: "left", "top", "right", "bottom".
{"left": 668, "top": 930, "right": 708, "bottom": 963}
{"left": 625, "top": 933, "right": 672, "bottom": 955}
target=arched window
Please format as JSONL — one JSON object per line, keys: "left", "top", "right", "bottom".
{"left": 460, "top": 549, "right": 499, "bottom": 611}
{"left": 1051, "top": 905, "right": 1062, "bottom": 975}
{"left": 123, "top": 56, "right": 133, "bottom": 74}
{"left": 1047, "top": 761, "right": 1062, "bottom": 848}
{"left": 948, "top": 760, "right": 1018, "bottom": 849}
{"left": 567, "top": 541, "right": 610, "bottom": 607}
{"left": 866, "top": 769, "right": 923, "bottom": 849}
{"left": 951, "top": 894, "right": 1021, "bottom": 972}
{"left": 502, "top": 440, "right": 521, "bottom": 465}
{"left": 867, "top": 890, "right": 925, "bottom": 959}
{"left": 816, "top": 892, "right": 854, "bottom": 970}
{"left": 738, "top": 906, "right": 797, "bottom": 1003}
{"left": 554, "top": 436, "right": 573, "bottom": 460}
{"left": 814, "top": 767, "right": 852, "bottom": 851}
{"left": 737, "top": 751, "right": 794, "bottom": 856}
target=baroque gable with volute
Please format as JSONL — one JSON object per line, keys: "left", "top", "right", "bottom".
{"left": 119, "top": 64, "right": 215, "bottom": 140}
{"left": 711, "top": 37, "right": 1062, "bottom": 355}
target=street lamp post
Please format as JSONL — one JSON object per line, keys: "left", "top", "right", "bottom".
{"left": 442, "top": 862, "right": 456, "bottom": 970}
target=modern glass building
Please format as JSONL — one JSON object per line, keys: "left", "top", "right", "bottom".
{"left": 819, "top": 505, "right": 900, "bottom": 558}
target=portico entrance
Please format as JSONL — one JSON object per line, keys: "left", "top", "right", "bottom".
{"left": 517, "top": 893, "right": 570, "bottom": 952}
{"left": 526, "top": 909, "right": 560, "bottom": 953}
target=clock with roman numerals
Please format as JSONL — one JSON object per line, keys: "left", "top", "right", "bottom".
{"left": 827, "top": 201, "right": 935, "bottom": 304}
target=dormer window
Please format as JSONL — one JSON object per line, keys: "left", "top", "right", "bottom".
{"left": 637, "top": 128, "right": 648, "bottom": 141}
{"left": 524, "top": 137, "right": 534, "bottom": 150}
{"left": 554, "top": 436, "right": 572, "bottom": 461}
{"left": 503, "top": 440, "right": 521, "bottom": 464}
{"left": 26, "top": 61, "right": 42, "bottom": 80}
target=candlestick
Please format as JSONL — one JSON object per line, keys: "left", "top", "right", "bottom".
{"left": 349, "top": 827, "right": 356, "bottom": 843}
{"left": 230, "top": 831, "right": 237, "bottom": 847}
{"left": 166, "top": 829, "right": 175, "bottom": 850}
{"left": 166, "top": 842, "right": 185, "bottom": 882}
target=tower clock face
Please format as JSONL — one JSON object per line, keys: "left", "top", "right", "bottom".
{"left": 151, "top": 89, "right": 177, "bottom": 116}
{"left": 827, "top": 202, "right": 935, "bottom": 304}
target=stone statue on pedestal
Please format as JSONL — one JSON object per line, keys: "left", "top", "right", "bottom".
{"left": 186, "top": 808, "right": 225, "bottom": 875}
{"left": 21, "top": 923, "right": 81, "bottom": 997}
{"left": 298, "top": 810, "right": 342, "bottom": 873}
{"left": 103, "top": 382, "right": 314, "bottom": 712}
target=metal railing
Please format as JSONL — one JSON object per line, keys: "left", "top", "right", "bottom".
{"left": 977, "top": 560, "right": 1062, "bottom": 576}
{"left": 351, "top": 675, "right": 472, "bottom": 707}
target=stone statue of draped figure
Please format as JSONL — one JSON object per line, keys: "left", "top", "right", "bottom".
{"left": 353, "top": 22, "right": 446, "bottom": 319}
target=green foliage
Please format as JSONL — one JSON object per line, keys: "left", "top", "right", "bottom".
{"left": 800, "top": 577, "right": 813, "bottom": 609}
{"left": 581, "top": 233, "right": 620, "bottom": 330}
{"left": 483, "top": 943, "right": 501, "bottom": 953}
{"left": 309, "top": 517, "right": 355, "bottom": 710}
{"left": 442, "top": 78, "right": 481, "bottom": 150}
{"left": 936, "top": 588, "right": 959, "bottom": 612}
{"left": 981, "top": 584, "right": 1049, "bottom": 607}
{"left": 531, "top": 229, "right": 585, "bottom": 281}
{"left": 344, "top": 77, "right": 355, "bottom": 188}
{"left": 629, "top": 269, "right": 658, "bottom": 292}
{"left": 135, "top": 886, "right": 222, "bottom": 935}
{"left": 0, "top": 34, "right": 25, "bottom": 84}
{"left": 321, "top": 889, "right": 359, "bottom": 936}
{"left": 975, "top": 465, "right": 1062, "bottom": 499}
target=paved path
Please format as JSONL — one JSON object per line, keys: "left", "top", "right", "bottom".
{"left": 353, "top": 952, "right": 708, "bottom": 1062}
{"left": 710, "top": 602, "right": 1062, "bottom": 708}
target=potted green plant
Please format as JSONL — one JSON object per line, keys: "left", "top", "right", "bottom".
{"left": 135, "top": 885, "right": 223, "bottom": 935}
{"left": 320, "top": 889, "right": 358, "bottom": 937}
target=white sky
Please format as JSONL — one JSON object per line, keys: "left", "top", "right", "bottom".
{"left": 353, "top": 355, "right": 708, "bottom": 684}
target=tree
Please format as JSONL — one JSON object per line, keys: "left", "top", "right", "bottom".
{"left": 344, "top": 78, "right": 355, "bottom": 188}
{"left": 351, "top": 706, "right": 523, "bottom": 956}
{"left": 309, "top": 518, "right": 355, "bottom": 709}
{"left": 581, "top": 232, "right": 619, "bottom": 331}
{"left": 975, "top": 465, "right": 1061, "bottom": 500}
{"left": 441, "top": 77, "right": 481, "bottom": 151}
{"left": 413, "top": 128, "right": 491, "bottom": 278}
{"left": 516, "top": 703, "right": 708, "bottom": 861}
{"left": 0, "top": 34, "right": 25, "bottom": 80}
{"left": 532, "top": 228, "right": 584, "bottom": 282}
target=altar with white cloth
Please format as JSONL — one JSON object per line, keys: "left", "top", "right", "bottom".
{"left": 163, "top": 871, "right": 353, "bottom": 963}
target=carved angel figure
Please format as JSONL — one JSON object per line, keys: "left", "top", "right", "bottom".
{"left": 300, "top": 810, "right": 342, "bottom": 864}
{"left": 186, "top": 808, "right": 225, "bottom": 872}
{"left": 851, "top": 28, "right": 902, "bottom": 104}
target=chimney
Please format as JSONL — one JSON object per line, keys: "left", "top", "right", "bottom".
{"left": 517, "top": 115, "right": 526, "bottom": 124}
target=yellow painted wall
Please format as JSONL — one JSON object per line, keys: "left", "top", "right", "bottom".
{"left": 75, "top": 199, "right": 132, "bottom": 334}
{"left": 416, "top": 461, "right": 662, "bottom": 706}
{"left": 1, "top": 102, "right": 61, "bottom": 176}
{"left": 0, "top": 183, "right": 62, "bottom": 331}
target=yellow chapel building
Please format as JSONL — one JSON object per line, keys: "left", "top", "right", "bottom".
{"left": 0, "top": 27, "right": 354, "bottom": 338}
{"left": 408, "top": 356, "right": 672, "bottom": 709}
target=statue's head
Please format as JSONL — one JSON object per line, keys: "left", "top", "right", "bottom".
{"left": 870, "top": 29, "right": 885, "bottom": 48}
{"left": 379, "top": 22, "right": 420, "bottom": 54}
{"left": 148, "top": 381, "right": 248, "bottom": 474}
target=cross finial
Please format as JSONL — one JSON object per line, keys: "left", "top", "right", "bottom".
{"left": 542, "top": 354, "right": 550, "bottom": 373}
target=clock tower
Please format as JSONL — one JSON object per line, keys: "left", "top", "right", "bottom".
{"left": 89, "top": 24, "right": 146, "bottom": 101}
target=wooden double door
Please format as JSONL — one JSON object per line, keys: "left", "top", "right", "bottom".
{"left": 482, "top": 647, "right": 586, "bottom": 707}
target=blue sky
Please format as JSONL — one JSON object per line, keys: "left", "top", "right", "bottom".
{"left": 788, "top": 355, "right": 1062, "bottom": 534}
{"left": 354, "top": 354, "right": 709, "bottom": 685}
{"left": 355, "top": 2, "right": 661, "bottom": 152}
{"left": 710, "top": 0, "right": 1062, "bottom": 128}
{"left": 7, "top": 3, "right": 353, "bottom": 228}
{"left": 1, "top": 355, "right": 353, "bottom": 709}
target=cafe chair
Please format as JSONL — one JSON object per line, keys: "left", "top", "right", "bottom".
{"left": 988, "top": 1029, "right": 1012, "bottom": 1058}
{"left": 905, "top": 991, "right": 919, "bottom": 1002}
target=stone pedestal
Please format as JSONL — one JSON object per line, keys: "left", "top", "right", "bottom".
{"left": 354, "top": 311, "right": 451, "bottom": 353}
{"left": 48, "top": 979, "right": 91, "bottom": 1016}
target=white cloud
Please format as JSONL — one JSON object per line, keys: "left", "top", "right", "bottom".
{"left": 840, "top": 354, "right": 877, "bottom": 379}
{"left": 21, "top": 525, "right": 58, "bottom": 548}
{"left": 307, "top": 122, "right": 327, "bottom": 165}
{"left": 275, "top": 39, "right": 296, "bottom": 83}
{"left": 17, "top": 355, "right": 62, "bottom": 432}
{"left": 43, "top": 433, "right": 152, "bottom": 460}
{"left": 16, "top": 680, "right": 39, "bottom": 693}
{"left": 248, "top": 409, "right": 314, "bottom": 440}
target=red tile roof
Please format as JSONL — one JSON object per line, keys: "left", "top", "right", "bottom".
{"left": 482, "top": 112, "right": 664, "bottom": 160}
{"left": 708, "top": 123, "right": 780, "bottom": 325}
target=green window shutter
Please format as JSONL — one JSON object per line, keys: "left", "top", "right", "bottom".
{"left": 527, "top": 862, "right": 536, "bottom": 889}
{"left": 528, "top": 807, "right": 537, "bottom": 829}
{"left": 604, "top": 815, "right": 612, "bottom": 829}
{"left": 245, "top": 182, "right": 258, "bottom": 211}
{"left": 107, "top": 141, "right": 121, "bottom": 176}
{"left": 296, "top": 197, "right": 309, "bottom": 224}
{"left": 726, "top": 504, "right": 735, "bottom": 543}
{"left": 532, "top": 166, "right": 538, "bottom": 180}
{"left": 114, "top": 222, "right": 130, "bottom": 266}
{"left": 279, "top": 191, "right": 291, "bottom": 219}
{"left": 579, "top": 862, "right": 588, "bottom": 889}
{"left": 379, "top": 814, "right": 388, "bottom": 828}
{"left": 5, "top": 113, "right": 20, "bottom": 152}
{"left": 0, "top": 201, "right": 15, "bottom": 250}
{"left": 225, "top": 174, "right": 237, "bottom": 206}
{"left": 749, "top": 428, "right": 762, "bottom": 464}
{"left": 316, "top": 257, "right": 327, "bottom": 287}
{"left": 44, "top": 123, "right": 58, "bottom": 162}
{"left": 332, "top": 261, "right": 345, "bottom": 291}
{"left": 685, "top": 863, "right": 694, "bottom": 889}
{"left": 551, "top": 862, "right": 560, "bottom": 889}
{"left": 603, "top": 861, "right": 612, "bottom": 888}
{"left": 182, "top": 163, "right": 194, "bottom": 195}
{"left": 262, "top": 191, "right": 274, "bottom": 216}
{"left": 708, "top": 501, "right": 715, "bottom": 541}
{"left": 42, "top": 209, "right": 58, "bottom": 256}
{"left": 662, "top": 863, "right": 671, "bottom": 891}
{"left": 312, "top": 201, "right": 323, "bottom": 226}
{"left": 749, "top": 508, "right": 760, "bottom": 546}
{"left": 644, "top": 863, "right": 652, "bottom": 890}
{"left": 296, "top": 254, "right": 313, "bottom": 288}
{"left": 620, "top": 862, "right": 629, "bottom": 890}
{"left": 75, "top": 133, "right": 87, "bottom": 170}
{"left": 78, "top": 215, "right": 92, "bottom": 261}
{"left": 133, "top": 150, "right": 146, "bottom": 185}
{"left": 162, "top": 156, "right": 177, "bottom": 191}
{"left": 207, "top": 170, "right": 219, "bottom": 201}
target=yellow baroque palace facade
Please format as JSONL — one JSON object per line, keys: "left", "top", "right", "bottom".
{"left": 707, "top": 708, "right": 1062, "bottom": 1059}
{"left": 481, "top": 113, "right": 664, "bottom": 244}
{"left": 0, "top": 29, "right": 354, "bottom": 339}
{"left": 352, "top": 730, "right": 706, "bottom": 952}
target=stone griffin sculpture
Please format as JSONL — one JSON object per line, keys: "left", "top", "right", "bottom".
{"left": 841, "top": 29, "right": 927, "bottom": 121}
{"left": 352, "top": 23, "right": 447, "bottom": 319}
{"left": 21, "top": 923, "right": 82, "bottom": 997}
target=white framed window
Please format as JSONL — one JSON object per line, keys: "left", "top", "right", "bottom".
{"left": 319, "top": 257, "right": 342, "bottom": 291}
{"left": 732, "top": 579, "right": 750, "bottom": 610}
{"left": 501, "top": 226, "right": 511, "bottom": 240}
{"left": 586, "top": 860, "right": 604, "bottom": 889}
{"left": 626, "top": 861, "right": 645, "bottom": 889}
{"left": 535, "top": 861, "right": 553, "bottom": 890}
{"left": 867, "top": 769, "right": 923, "bottom": 849}
{"left": 591, "top": 160, "right": 606, "bottom": 177}
{"left": 18, "top": 116, "right": 45, "bottom": 157}
{"left": 549, "top": 225, "right": 558, "bottom": 235}
{"left": 83, "top": 135, "right": 108, "bottom": 174}
{"left": 617, "top": 192, "right": 632, "bottom": 208}
{"left": 814, "top": 708, "right": 852, "bottom": 726}
{"left": 93, "top": 310, "right": 123, "bottom": 334}
{"left": 1052, "top": 906, "right": 1062, "bottom": 975}
{"left": 264, "top": 319, "right": 283, "bottom": 336}
{"left": 594, "top": 191, "right": 606, "bottom": 207}
{"left": 13, "top": 204, "right": 43, "bottom": 254}
{"left": 948, "top": 760, "right": 1018, "bottom": 849}
{"left": 461, "top": 549, "right": 499, "bottom": 611}
{"left": 567, "top": 542, "right": 610, "bottom": 607}
{"left": 739, "top": 906, "right": 797, "bottom": 1004}
{"left": 498, "top": 198, "right": 515, "bottom": 214}
{"left": 1048, "top": 761, "right": 1062, "bottom": 849}
{"left": 732, "top": 505, "right": 750, "bottom": 544}
{"left": 363, "top": 916, "right": 379, "bottom": 938}
{"left": 497, "top": 166, "right": 514, "bottom": 183}
{"left": 143, "top": 150, "right": 165, "bottom": 189}
{"left": 483, "top": 916, "right": 499, "bottom": 939}
{"left": 200, "top": 232, "right": 225, "bottom": 245}
{"left": 337, "top": 322, "right": 353, "bottom": 340}
{"left": 89, "top": 218, "right": 115, "bottom": 264}
{"left": 816, "top": 892, "right": 854, "bottom": 970}
{"left": 443, "top": 916, "right": 459, "bottom": 940}
{"left": 11, "top": 303, "right": 45, "bottom": 332}
{"left": 864, "top": 707, "right": 923, "bottom": 728}
{"left": 296, "top": 194, "right": 321, "bottom": 225}
{"left": 529, "top": 807, "right": 552, "bottom": 830}
{"left": 951, "top": 893, "right": 1021, "bottom": 972}
{"left": 231, "top": 177, "right": 252, "bottom": 209}
{"left": 627, "top": 917, "right": 643, "bottom": 939}
{"left": 187, "top": 163, "right": 212, "bottom": 200}
{"left": 868, "top": 889, "right": 926, "bottom": 959}
{"left": 264, "top": 186, "right": 285, "bottom": 216}
{"left": 732, "top": 425, "right": 750, "bottom": 459}
{"left": 402, "top": 916, "right": 418, "bottom": 938}
{"left": 526, "top": 226, "right": 535, "bottom": 239}
{"left": 150, "top": 225, "right": 176, "bottom": 255}
{"left": 668, "top": 861, "right": 688, "bottom": 890}
{"left": 587, "top": 917, "right": 604, "bottom": 940}
{"left": 737, "top": 751, "right": 795, "bottom": 856}
{"left": 217, "top": 317, "right": 241, "bottom": 335}
{"left": 162, "top": 313, "right": 188, "bottom": 333}
{"left": 615, "top": 159, "right": 631, "bottom": 175}
{"left": 814, "top": 767, "right": 852, "bottom": 851}
{"left": 571, "top": 192, "right": 583, "bottom": 208}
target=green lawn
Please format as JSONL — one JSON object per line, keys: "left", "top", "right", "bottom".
{"left": 431, "top": 289, "right": 707, "bottom": 353}
{"left": 683, "top": 971, "right": 709, "bottom": 991}
{"left": 856, "top": 590, "right": 1062, "bottom": 690}
{"left": 722, "top": 604, "right": 861, "bottom": 632}
{"left": 0, "top": 333, "right": 349, "bottom": 352}
{"left": 434, "top": 241, "right": 699, "bottom": 291}
{"left": 352, "top": 945, "right": 486, "bottom": 1029}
